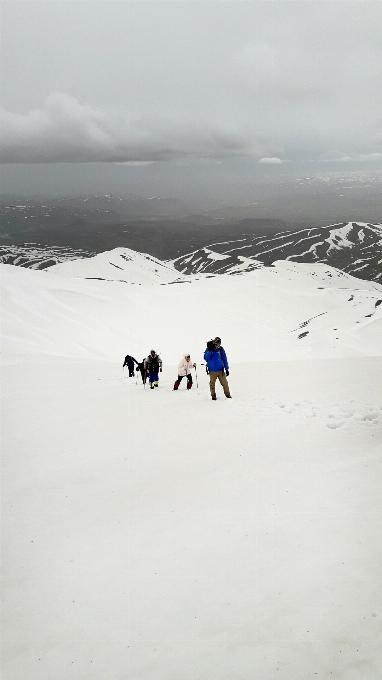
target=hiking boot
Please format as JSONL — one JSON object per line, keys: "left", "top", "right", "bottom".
{"left": 211, "top": 395, "right": 217, "bottom": 400}
{"left": 150, "top": 383, "right": 154, "bottom": 389}
{"left": 173, "top": 380, "right": 179, "bottom": 390}
{"left": 226, "top": 395, "right": 232, "bottom": 398}
{"left": 187, "top": 382, "right": 192, "bottom": 390}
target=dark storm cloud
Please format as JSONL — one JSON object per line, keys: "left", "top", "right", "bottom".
{"left": 0, "top": 93, "right": 253, "bottom": 163}
{"left": 1, "top": 1, "right": 381, "bottom": 164}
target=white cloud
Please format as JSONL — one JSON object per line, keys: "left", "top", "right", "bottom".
{"left": 258, "top": 157, "right": 283, "bottom": 164}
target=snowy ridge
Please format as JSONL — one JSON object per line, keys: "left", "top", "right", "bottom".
{"left": 169, "top": 247, "right": 263, "bottom": 275}
{"left": 2, "top": 222, "right": 381, "bottom": 283}
{"left": 47, "top": 247, "right": 185, "bottom": 284}
{"left": 172, "top": 222, "right": 382, "bottom": 281}
{"left": 2, "top": 252, "right": 381, "bottom": 362}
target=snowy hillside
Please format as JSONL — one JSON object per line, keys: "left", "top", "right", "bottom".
{"left": 2, "top": 251, "right": 381, "bottom": 361}
{"left": 2, "top": 221, "right": 381, "bottom": 283}
{"left": 48, "top": 247, "right": 183, "bottom": 284}
{"left": 2, "top": 249, "right": 382, "bottom": 680}
{"left": 172, "top": 222, "right": 382, "bottom": 282}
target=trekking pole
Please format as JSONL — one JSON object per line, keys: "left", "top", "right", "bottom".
{"left": 194, "top": 364, "right": 199, "bottom": 388}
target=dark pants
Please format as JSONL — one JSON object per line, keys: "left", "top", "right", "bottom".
{"left": 174, "top": 374, "right": 193, "bottom": 390}
{"left": 149, "top": 371, "right": 159, "bottom": 387}
{"left": 178, "top": 373, "right": 192, "bottom": 385}
{"left": 137, "top": 369, "right": 146, "bottom": 384}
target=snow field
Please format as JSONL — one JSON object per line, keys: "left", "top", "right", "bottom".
{"left": 2, "top": 356, "right": 382, "bottom": 680}
{"left": 1, "top": 251, "right": 382, "bottom": 679}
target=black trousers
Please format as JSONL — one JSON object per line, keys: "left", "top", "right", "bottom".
{"left": 178, "top": 373, "right": 192, "bottom": 384}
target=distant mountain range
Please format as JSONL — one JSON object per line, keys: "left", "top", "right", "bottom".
{"left": 1, "top": 221, "right": 381, "bottom": 283}
{"left": 171, "top": 222, "right": 382, "bottom": 283}
{"left": 0, "top": 244, "right": 96, "bottom": 269}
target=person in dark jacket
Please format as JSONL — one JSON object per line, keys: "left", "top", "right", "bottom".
{"left": 144, "top": 350, "right": 163, "bottom": 389}
{"left": 136, "top": 359, "right": 147, "bottom": 384}
{"left": 203, "top": 336, "right": 231, "bottom": 400}
{"left": 123, "top": 354, "right": 138, "bottom": 377}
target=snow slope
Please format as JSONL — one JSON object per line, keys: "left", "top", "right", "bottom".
{"left": 48, "top": 247, "right": 183, "bottom": 284}
{"left": 1, "top": 253, "right": 382, "bottom": 362}
{"left": 1, "top": 251, "right": 382, "bottom": 680}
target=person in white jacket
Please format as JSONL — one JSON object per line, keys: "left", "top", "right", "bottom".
{"left": 173, "top": 354, "right": 196, "bottom": 390}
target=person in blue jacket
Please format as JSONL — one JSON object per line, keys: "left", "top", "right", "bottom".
{"left": 203, "top": 336, "right": 231, "bottom": 400}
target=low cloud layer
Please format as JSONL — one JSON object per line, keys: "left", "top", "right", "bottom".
{"left": 1, "top": 92, "right": 380, "bottom": 165}
{"left": 0, "top": 93, "right": 255, "bottom": 163}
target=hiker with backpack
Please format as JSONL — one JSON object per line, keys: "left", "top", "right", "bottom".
{"left": 123, "top": 354, "right": 138, "bottom": 377}
{"left": 173, "top": 354, "right": 196, "bottom": 391}
{"left": 204, "top": 336, "right": 231, "bottom": 400}
{"left": 144, "top": 350, "right": 163, "bottom": 389}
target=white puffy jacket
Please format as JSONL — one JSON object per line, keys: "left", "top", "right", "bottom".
{"left": 178, "top": 356, "right": 194, "bottom": 377}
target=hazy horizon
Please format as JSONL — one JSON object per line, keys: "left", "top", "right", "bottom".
{"left": 1, "top": 159, "right": 381, "bottom": 210}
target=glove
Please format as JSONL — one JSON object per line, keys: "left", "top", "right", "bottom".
{"left": 193, "top": 363, "right": 196, "bottom": 368}
{"left": 160, "top": 367, "right": 162, "bottom": 372}
{"left": 207, "top": 341, "right": 214, "bottom": 351}
{"left": 226, "top": 370, "right": 229, "bottom": 376}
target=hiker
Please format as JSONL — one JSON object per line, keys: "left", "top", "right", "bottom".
{"left": 173, "top": 354, "right": 196, "bottom": 390}
{"left": 204, "top": 336, "right": 231, "bottom": 400}
{"left": 123, "top": 354, "right": 138, "bottom": 377}
{"left": 144, "top": 350, "right": 163, "bottom": 389}
{"left": 136, "top": 359, "right": 147, "bottom": 384}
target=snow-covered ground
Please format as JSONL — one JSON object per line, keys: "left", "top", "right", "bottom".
{"left": 1, "top": 250, "right": 382, "bottom": 680}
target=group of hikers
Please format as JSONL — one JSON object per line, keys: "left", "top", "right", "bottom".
{"left": 123, "top": 336, "right": 231, "bottom": 400}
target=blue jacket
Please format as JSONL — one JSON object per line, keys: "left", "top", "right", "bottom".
{"left": 204, "top": 346, "right": 229, "bottom": 372}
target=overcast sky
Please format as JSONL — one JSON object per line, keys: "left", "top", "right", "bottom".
{"left": 1, "top": 1, "right": 382, "bottom": 163}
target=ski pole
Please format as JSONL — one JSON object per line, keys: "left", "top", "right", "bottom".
{"left": 194, "top": 364, "right": 199, "bottom": 388}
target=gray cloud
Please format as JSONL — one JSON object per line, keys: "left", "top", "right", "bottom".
{"left": 0, "top": 93, "right": 254, "bottom": 163}
{"left": 1, "top": 2, "right": 381, "bottom": 165}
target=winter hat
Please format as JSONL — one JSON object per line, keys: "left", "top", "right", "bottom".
{"left": 213, "top": 337, "right": 221, "bottom": 344}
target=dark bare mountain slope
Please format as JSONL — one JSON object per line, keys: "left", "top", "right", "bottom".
{"left": 171, "top": 222, "right": 382, "bottom": 283}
